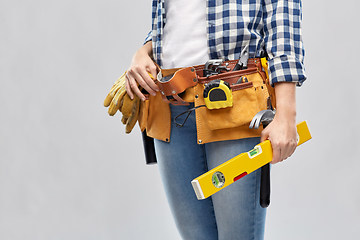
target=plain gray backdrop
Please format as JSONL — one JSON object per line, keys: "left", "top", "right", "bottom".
{"left": 1, "top": 1, "right": 359, "bottom": 239}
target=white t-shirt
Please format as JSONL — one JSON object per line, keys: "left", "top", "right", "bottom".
{"left": 162, "top": 0, "right": 209, "bottom": 69}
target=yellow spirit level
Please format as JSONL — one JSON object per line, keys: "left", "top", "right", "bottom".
{"left": 191, "top": 121, "right": 312, "bottom": 200}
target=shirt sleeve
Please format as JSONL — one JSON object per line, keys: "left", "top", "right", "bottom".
{"left": 263, "top": 0, "right": 307, "bottom": 86}
{"left": 144, "top": 31, "right": 152, "bottom": 44}
{"left": 143, "top": 0, "right": 158, "bottom": 45}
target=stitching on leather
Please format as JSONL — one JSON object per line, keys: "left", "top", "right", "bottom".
{"left": 231, "top": 82, "right": 253, "bottom": 91}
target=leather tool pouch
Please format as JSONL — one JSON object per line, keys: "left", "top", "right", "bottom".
{"left": 138, "top": 58, "right": 275, "bottom": 143}
{"left": 196, "top": 60, "right": 270, "bottom": 130}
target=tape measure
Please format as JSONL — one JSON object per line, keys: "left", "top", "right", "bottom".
{"left": 203, "top": 80, "right": 233, "bottom": 109}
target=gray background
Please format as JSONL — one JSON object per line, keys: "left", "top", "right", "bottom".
{"left": 1, "top": 0, "right": 359, "bottom": 239}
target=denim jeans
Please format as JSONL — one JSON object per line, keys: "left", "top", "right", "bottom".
{"left": 154, "top": 104, "right": 266, "bottom": 240}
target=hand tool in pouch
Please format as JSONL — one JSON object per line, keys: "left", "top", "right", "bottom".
{"left": 233, "top": 45, "right": 249, "bottom": 71}
{"left": 203, "top": 59, "right": 230, "bottom": 77}
{"left": 191, "top": 117, "right": 312, "bottom": 201}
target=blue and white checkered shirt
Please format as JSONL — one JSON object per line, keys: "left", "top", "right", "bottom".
{"left": 145, "top": 0, "right": 307, "bottom": 86}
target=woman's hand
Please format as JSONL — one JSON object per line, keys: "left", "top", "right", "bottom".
{"left": 125, "top": 41, "right": 159, "bottom": 101}
{"left": 261, "top": 82, "right": 297, "bottom": 164}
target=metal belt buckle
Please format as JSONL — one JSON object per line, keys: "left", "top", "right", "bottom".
{"left": 157, "top": 71, "right": 174, "bottom": 83}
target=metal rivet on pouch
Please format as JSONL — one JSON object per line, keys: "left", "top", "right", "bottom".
{"left": 198, "top": 140, "right": 202, "bottom": 144}
{"left": 195, "top": 95, "right": 199, "bottom": 98}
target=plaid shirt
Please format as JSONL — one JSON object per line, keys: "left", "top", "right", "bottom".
{"left": 145, "top": 0, "right": 307, "bottom": 86}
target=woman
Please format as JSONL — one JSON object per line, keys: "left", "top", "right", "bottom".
{"left": 125, "top": 0, "right": 306, "bottom": 239}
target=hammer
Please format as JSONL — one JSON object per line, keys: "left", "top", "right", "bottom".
{"left": 249, "top": 109, "right": 276, "bottom": 208}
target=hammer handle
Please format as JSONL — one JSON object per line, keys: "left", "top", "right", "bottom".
{"left": 260, "top": 163, "right": 271, "bottom": 208}
{"left": 260, "top": 123, "right": 271, "bottom": 208}
{"left": 142, "top": 130, "right": 157, "bottom": 165}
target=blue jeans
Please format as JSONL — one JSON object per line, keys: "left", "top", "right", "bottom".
{"left": 154, "top": 104, "right": 266, "bottom": 240}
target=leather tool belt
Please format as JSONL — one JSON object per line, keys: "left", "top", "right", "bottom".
{"left": 155, "top": 58, "right": 275, "bottom": 108}
{"left": 139, "top": 58, "right": 276, "bottom": 144}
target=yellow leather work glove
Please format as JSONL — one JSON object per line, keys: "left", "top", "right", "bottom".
{"left": 103, "top": 71, "right": 154, "bottom": 134}
{"left": 120, "top": 93, "right": 140, "bottom": 134}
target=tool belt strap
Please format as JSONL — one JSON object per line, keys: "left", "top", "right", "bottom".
{"left": 156, "top": 58, "right": 267, "bottom": 105}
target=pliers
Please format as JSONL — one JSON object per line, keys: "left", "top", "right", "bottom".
{"left": 233, "top": 45, "right": 249, "bottom": 71}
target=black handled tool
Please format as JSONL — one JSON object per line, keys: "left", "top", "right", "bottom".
{"left": 249, "top": 109, "right": 275, "bottom": 208}
{"left": 142, "top": 130, "right": 157, "bottom": 165}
